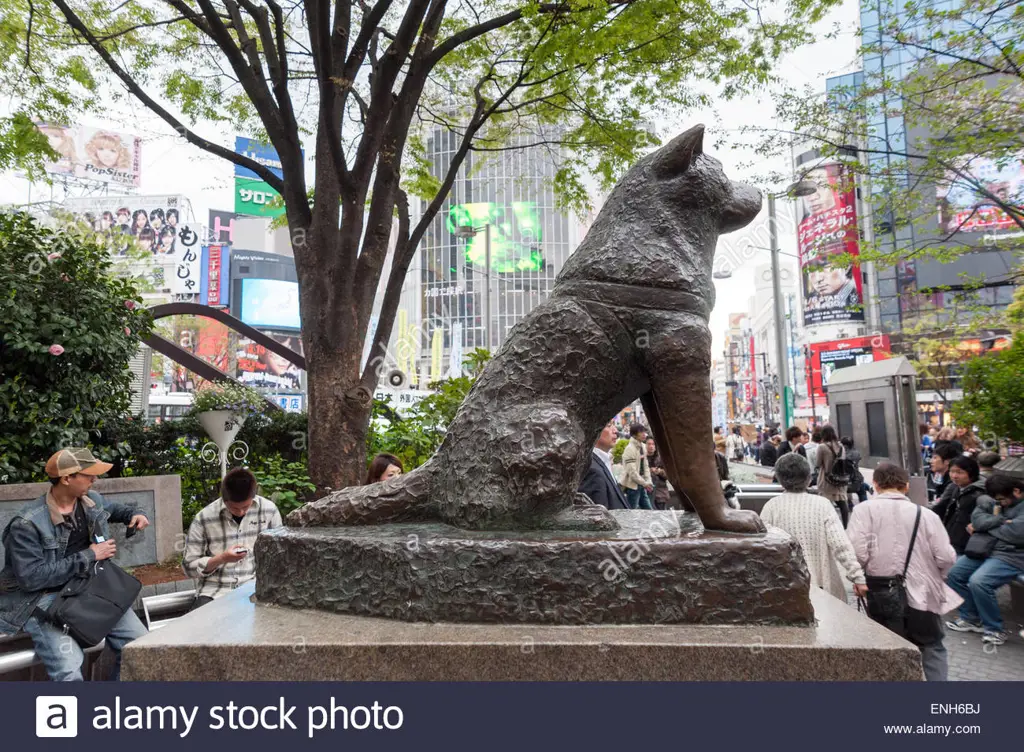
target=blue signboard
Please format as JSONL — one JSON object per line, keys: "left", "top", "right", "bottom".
{"left": 234, "top": 136, "right": 285, "bottom": 180}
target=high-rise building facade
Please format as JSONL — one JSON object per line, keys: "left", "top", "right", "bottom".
{"left": 413, "top": 127, "right": 583, "bottom": 376}
{"left": 794, "top": 0, "right": 1020, "bottom": 422}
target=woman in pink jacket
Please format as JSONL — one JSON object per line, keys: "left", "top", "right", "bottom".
{"left": 846, "top": 462, "right": 962, "bottom": 681}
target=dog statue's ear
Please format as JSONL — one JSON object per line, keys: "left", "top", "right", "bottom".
{"left": 651, "top": 124, "right": 705, "bottom": 177}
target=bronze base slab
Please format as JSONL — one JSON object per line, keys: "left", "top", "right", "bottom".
{"left": 254, "top": 511, "right": 814, "bottom": 626}
{"left": 122, "top": 583, "right": 923, "bottom": 681}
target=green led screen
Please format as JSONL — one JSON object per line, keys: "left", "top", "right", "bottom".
{"left": 446, "top": 202, "right": 544, "bottom": 272}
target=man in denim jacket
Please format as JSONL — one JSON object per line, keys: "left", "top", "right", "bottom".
{"left": 0, "top": 448, "right": 150, "bottom": 680}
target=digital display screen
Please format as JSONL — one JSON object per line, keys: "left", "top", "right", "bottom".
{"left": 446, "top": 202, "right": 544, "bottom": 272}
{"left": 240, "top": 278, "right": 301, "bottom": 331}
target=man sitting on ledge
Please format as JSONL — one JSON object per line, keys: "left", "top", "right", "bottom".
{"left": 182, "top": 467, "right": 282, "bottom": 611}
{"left": 0, "top": 448, "right": 150, "bottom": 681}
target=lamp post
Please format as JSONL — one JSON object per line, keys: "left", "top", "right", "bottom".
{"left": 454, "top": 223, "right": 493, "bottom": 351}
{"left": 714, "top": 180, "right": 817, "bottom": 428}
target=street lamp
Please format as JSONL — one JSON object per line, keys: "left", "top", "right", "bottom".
{"left": 453, "top": 223, "right": 493, "bottom": 351}
{"left": 714, "top": 180, "right": 816, "bottom": 428}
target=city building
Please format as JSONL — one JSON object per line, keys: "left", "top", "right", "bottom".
{"left": 412, "top": 126, "right": 587, "bottom": 378}
{"left": 791, "top": 0, "right": 1021, "bottom": 427}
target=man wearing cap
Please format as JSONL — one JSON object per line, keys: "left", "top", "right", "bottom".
{"left": 0, "top": 448, "right": 150, "bottom": 681}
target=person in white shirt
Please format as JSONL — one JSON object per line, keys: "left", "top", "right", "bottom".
{"left": 760, "top": 453, "right": 866, "bottom": 601}
{"left": 725, "top": 426, "right": 746, "bottom": 463}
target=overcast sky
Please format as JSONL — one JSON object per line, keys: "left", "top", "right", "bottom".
{"left": 0, "top": 1, "right": 863, "bottom": 355}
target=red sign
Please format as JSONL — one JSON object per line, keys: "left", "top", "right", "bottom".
{"left": 205, "top": 245, "right": 222, "bottom": 306}
{"left": 807, "top": 335, "right": 891, "bottom": 402}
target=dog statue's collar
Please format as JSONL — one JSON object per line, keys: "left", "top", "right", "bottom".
{"left": 553, "top": 279, "right": 710, "bottom": 318}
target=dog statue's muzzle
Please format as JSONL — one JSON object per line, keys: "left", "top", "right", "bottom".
{"left": 720, "top": 182, "right": 763, "bottom": 233}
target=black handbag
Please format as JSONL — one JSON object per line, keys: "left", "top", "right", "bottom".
{"left": 963, "top": 532, "right": 998, "bottom": 561}
{"left": 36, "top": 560, "right": 142, "bottom": 647}
{"left": 862, "top": 507, "right": 945, "bottom": 646}
{"left": 864, "top": 507, "right": 927, "bottom": 636}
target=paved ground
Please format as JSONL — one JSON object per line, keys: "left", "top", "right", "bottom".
{"left": 944, "top": 587, "right": 1024, "bottom": 681}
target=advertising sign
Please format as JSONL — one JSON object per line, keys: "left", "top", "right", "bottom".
{"left": 796, "top": 163, "right": 865, "bottom": 327}
{"left": 446, "top": 202, "right": 544, "bottom": 272}
{"left": 200, "top": 245, "right": 230, "bottom": 307}
{"left": 233, "top": 136, "right": 299, "bottom": 218}
{"left": 937, "top": 154, "right": 1024, "bottom": 235}
{"left": 37, "top": 124, "right": 142, "bottom": 187}
{"left": 235, "top": 177, "right": 284, "bottom": 217}
{"left": 807, "top": 335, "right": 891, "bottom": 402}
{"left": 269, "top": 394, "right": 305, "bottom": 412}
{"left": 62, "top": 195, "right": 203, "bottom": 295}
{"left": 236, "top": 332, "right": 303, "bottom": 391}
{"left": 239, "top": 279, "right": 301, "bottom": 331}
{"left": 209, "top": 209, "right": 241, "bottom": 244}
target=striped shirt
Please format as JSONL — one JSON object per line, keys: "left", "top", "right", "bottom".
{"left": 182, "top": 495, "right": 283, "bottom": 599}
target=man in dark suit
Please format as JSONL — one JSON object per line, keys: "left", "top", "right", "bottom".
{"left": 579, "top": 422, "right": 629, "bottom": 510}
{"left": 759, "top": 429, "right": 779, "bottom": 467}
{"left": 776, "top": 426, "right": 807, "bottom": 460}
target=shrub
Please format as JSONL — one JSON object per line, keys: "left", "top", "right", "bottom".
{"left": 0, "top": 212, "right": 152, "bottom": 483}
{"left": 612, "top": 438, "right": 629, "bottom": 463}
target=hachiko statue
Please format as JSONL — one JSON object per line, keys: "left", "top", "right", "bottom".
{"left": 290, "top": 124, "right": 766, "bottom": 535}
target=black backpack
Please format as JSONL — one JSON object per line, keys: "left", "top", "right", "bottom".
{"left": 825, "top": 444, "right": 856, "bottom": 488}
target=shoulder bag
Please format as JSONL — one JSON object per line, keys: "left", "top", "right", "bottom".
{"left": 35, "top": 559, "right": 142, "bottom": 647}
{"left": 862, "top": 506, "right": 943, "bottom": 646}
{"left": 963, "top": 532, "right": 998, "bottom": 560}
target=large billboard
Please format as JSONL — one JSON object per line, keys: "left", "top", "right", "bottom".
{"left": 446, "top": 202, "right": 544, "bottom": 272}
{"left": 236, "top": 332, "right": 303, "bottom": 391}
{"left": 37, "top": 124, "right": 142, "bottom": 187}
{"left": 62, "top": 195, "right": 203, "bottom": 295}
{"left": 937, "top": 154, "right": 1024, "bottom": 235}
{"left": 796, "top": 163, "right": 865, "bottom": 327}
{"left": 807, "top": 335, "right": 890, "bottom": 402}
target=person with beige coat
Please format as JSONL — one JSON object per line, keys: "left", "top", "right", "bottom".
{"left": 621, "top": 423, "right": 654, "bottom": 510}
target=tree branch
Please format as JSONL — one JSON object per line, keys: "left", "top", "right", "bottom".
{"left": 49, "top": 0, "right": 286, "bottom": 194}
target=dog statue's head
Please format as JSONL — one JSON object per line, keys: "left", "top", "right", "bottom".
{"left": 644, "top": 124, "right": 762, "bottom": 235}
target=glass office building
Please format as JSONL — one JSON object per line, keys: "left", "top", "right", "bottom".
{"left": 854, "top": 0, "right": 1019, "bottom": 334}
{"left": 414, "top": 126, "right": 580, "bottom": 373}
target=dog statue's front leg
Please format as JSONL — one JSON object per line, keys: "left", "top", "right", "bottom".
{"left": 644, "top": 330, "right": 765, "bottom": 535}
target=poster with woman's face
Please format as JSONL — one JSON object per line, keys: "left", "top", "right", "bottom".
{"left": 35, "top": 123, "right": 142, "bottom": 187}
{"left": 797, "top": 163, "right": 865, "bottom": 327}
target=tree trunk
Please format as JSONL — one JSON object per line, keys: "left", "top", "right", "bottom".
{"left": 306, "top": 349, "right": 373, "bottom": 493}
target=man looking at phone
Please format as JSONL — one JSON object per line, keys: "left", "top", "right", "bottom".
{"left": 0, "top": 447, "right": 150, "bottom": 680}
{"left": 182, "top": 467, "right": 282, "bottom": 610}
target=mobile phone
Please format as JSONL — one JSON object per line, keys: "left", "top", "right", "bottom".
{"left": 235, "top": 547, "right": 249, "bottom": 554}
{"left": 93, "top": 534, "right": 106, "bottom": 543}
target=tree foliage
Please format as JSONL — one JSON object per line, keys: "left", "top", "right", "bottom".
{"left": 2, "top": 0, "right": 842, "bottom": 489}
{"left": 0, "top": 211, "right": 153, "bottom": 483}
{"left": 954, "top": 337, "right": 1024, "bottom": 443}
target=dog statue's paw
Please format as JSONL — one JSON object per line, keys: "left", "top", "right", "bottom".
{"left": 701, "top": 508, "right": 766, "bottom": 535}
{"left": 538, "top": 500, "right": 621, "bottom": 532}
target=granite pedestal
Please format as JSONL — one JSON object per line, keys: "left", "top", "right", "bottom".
{"left": 122, "top": 583, "right": 924, "bottom": 681}
{"left": 255, "top": 511, "right": 814, "bottom": 626}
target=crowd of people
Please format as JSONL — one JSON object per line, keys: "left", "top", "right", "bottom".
{"left": 757, "top": 433, "right": 1022, "bottom": 680}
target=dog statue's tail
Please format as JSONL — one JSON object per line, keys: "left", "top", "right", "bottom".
{"left": 286, "top": 461, "right": 438, "bottom": 527}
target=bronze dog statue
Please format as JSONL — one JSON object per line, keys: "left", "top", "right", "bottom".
{"left": 289, "top": 124, "right": 767, "bottom": 535}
